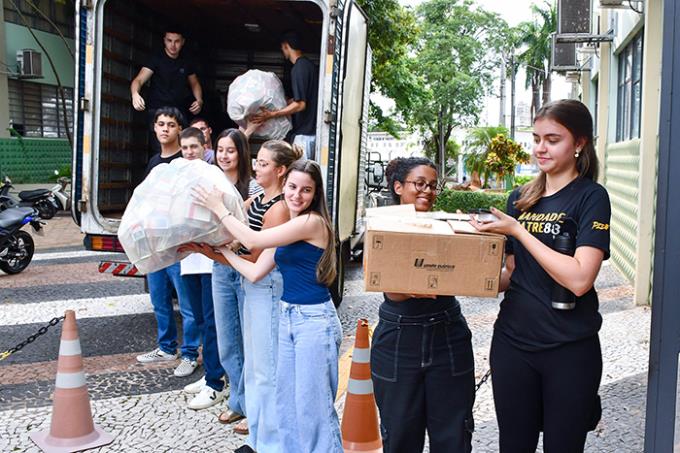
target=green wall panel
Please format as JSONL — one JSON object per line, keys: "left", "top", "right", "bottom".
{"left": 0, "top": 138, "right": 71, "bottom": 183}
{"left": 604, "top": 139, "right": 641, "bottom": 284}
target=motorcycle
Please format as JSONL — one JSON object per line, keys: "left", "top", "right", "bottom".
{"left": 0, "top": 206, "right": 43, "bottom": 274}
{"left": 0, "top": 177, "right": 67, "bottom": 219}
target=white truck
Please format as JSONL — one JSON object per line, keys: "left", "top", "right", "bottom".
{"left": 71, "top": 0, "right": 371, "bottom": 303}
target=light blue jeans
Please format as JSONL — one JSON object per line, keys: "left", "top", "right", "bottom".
{"left": 242, "top": 269, "right": 284, "bottom": 452}
{"left": 276, "top": 300, "right": 343, "bottom": 453}
{"left": 293, "top": 134, "right": 316, "bottom": 160}
{"left": 212, "top": 262, "right": 246, "bottom": 416}
{"left": 146, "top": 262, "right": 201, "bottom": 360}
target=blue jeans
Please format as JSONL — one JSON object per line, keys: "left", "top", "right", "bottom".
{"left": 212, "top": 262, "right": 246, "bottom": 415}
{"left": 276, "top": 300, "right": 343, "bottom": 453}
{"left": 146, "top": 263, "right": 201, "bottom": 360}
{"left": 183, "top": 273, "right": 225, "bottom": 391}
{"left": 243, "top": 269, "right": 284, "bottom": 452}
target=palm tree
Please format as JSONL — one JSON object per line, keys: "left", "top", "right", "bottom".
{"left": 517, "top": 1, "right": 556, "bottom": 119}
{"left": 463, "top": 126, "right": 509, "bottom": 187}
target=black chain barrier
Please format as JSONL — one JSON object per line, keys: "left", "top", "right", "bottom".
{"left": 475, "top": 368, "right": 492, "bottom": 392}
{"left": 0, "top": 316, "right": 64, "bottom": 362}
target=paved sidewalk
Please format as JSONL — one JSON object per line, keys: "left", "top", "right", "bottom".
{"left": 0, "top": 241, "right": 649, "bottom": 452}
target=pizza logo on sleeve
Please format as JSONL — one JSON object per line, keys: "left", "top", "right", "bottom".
{"left": 592, "top": 221, "right": 610, "bottom": 231}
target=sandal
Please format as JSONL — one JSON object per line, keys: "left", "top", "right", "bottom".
{"left": 217, "top": 409, "right": 245, "bottom": 425}
{"left": 233, "top": 418, "right": 249, "bottom": 435}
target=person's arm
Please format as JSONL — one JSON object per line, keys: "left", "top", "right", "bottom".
{"left": 220, "top": 247, "right": 276, "bottom": 283}
{"left": 193, "top": 186, "right": 321, "bottom": 250}
{"left": 187, "top": 74, "right": 203, "bottom": 114}
{"left": 499, "top": 254, "right": 515, "bottom": 292}
{"left": 247, "top": 200, "right": 290, "bottom": 262}
{"left": 177, "top": 242, "right": 229, "bottom": 265}
{"left": 472, "top": 208, "right": 604, "bottom": 296}
{"left": 252, "top": 101, "right": 305, "bottom": 123}
{"left": 130, "top": 67, "right": 154, "bottom": 111}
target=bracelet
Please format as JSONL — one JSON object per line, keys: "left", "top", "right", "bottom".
{"left": 218, "top": 211, "right": 232, "bottom": 223}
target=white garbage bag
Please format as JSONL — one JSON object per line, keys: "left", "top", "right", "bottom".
{"left": 227, "top": 69, "right": 292, "bottom": 140}
{"left": 118, "top": 158, "right": 246, "bottom": 274}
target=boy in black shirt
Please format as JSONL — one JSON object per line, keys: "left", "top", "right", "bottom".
{"left": 473, "top": 100, "right": 610, "bottom": 453}
{"left": 144, "top": 107, "right": 185, "bottom": 176}
{"left": 136, "top": 106, "right": 202, "bottom": 380}
{"left": 253, "top": 31, "right": 318, "bottom": 160}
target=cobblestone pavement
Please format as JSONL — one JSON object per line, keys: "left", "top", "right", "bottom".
{"left": 0, "top": 217, "right": 650, "bottom": 452}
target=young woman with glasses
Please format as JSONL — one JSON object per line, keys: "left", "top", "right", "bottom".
{"left": 371, "top": 156, "right": 475, "bottom": 453}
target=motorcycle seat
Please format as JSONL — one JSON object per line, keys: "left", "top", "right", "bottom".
{"left": 19, "top": 189, "right": 50, "bottom": 201}
{"left": 0, "top": 207, "right": 35, "bottom": 229}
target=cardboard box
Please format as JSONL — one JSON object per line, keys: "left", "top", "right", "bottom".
{"left": 364, "top": 207, "right": 506, "bottom": 297}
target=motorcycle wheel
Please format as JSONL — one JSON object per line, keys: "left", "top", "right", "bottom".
{"left": 0, "top": 230, "right": 35, "bottom": 274}
{"left": 37, "top": 201, "right": 56, "bottom": 219}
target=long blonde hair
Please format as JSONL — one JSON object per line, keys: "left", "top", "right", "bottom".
{"left": 285, "top": 159, "right": 337, "bottom": 286}
{"left": 515, "top": 100, "right": 599, "bottom": 212}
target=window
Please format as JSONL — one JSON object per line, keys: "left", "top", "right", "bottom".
{"left": 8, "top": 79, "right": 73, "bottom": 138}
{"left": 3, "top": 0, "right": 75, "bottom": 39}
{"left": 616, "top": 32, "right": 643, "bottom": 142}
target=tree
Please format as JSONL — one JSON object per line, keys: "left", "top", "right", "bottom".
{"left": 408, "top": 0, "right": 509, "bottom": 176}
{"left": 463, "top": 126, "right": 509, "bottom": 186}
{"left": 423, "top": 138, "right": 461, "bottom": 176}
{"left": 517, "top": 1, "right": 556, "bottom": 119}
{"left": 356, "top": 0, "right": 419, "bottom": 136}
{"left": 484, "top": 134, "right": 530, "bottom": 187}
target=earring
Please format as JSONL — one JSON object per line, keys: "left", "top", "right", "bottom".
{"left": 575, "top": 148, "right": 581, "bottom": 158}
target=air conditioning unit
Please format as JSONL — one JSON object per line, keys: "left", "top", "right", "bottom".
{"left": 600, "top": 0, "right": 643, "bottom": 8}
{"left": 16, "top": 49, "right": 42, "bottom": 79}
{"left": 558, "top": 0, "right": 591, "bottom": 35}
{"left": 551, "top": 34, "right": 580, "bottom": 72}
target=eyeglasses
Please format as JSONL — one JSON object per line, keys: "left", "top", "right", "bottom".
{"left": 404, "top": 180, "right": 439, "bottom": 194}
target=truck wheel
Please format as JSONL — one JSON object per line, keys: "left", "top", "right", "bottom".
{"left": 330, "top": 240, "right": 351, "bottom": 307}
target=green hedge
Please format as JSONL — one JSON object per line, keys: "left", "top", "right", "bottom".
{"left": 434, "top": 189, "right": 510, "bottom": 213}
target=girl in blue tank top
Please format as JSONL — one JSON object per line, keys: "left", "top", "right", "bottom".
{"left": 193, "top": 159, "right": 343, "bottom": 453}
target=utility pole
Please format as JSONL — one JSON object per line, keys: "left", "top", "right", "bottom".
{"left": 499, "top": 54, "right": 506, "bottom": 127}
{"left": 510, "top": 53, "right": 516, "bottom": 140}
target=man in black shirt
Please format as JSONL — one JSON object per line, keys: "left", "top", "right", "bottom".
{"left": 131, "top": 27, "right": 203, "bottom": 152}
{"left": 254, "top": 31, "right": 318, "bottom": 160}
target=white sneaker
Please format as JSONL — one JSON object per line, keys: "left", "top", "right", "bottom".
{"left": 136, "top": 348, "right": 177, "bottom": 363}
{"left": 188, "top": 386, "right": 226, "bottom": 410}
{"left": 174, "top": 357, "right": 198, "bottom": 377}
{"left": 184, "top": 376, "right": 206, "bottom": 394}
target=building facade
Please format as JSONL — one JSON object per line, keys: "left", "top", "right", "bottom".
{"left": 578, "top": 0, "right": 662, "bottom": 305}
{"left": 0, "top": 0, "right": 74, "bottom": 181}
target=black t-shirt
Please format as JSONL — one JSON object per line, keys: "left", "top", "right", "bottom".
{"left": 144, "top": 150, "right": 181, "bottom": 177}
{"left": 290, "top": 56, "right": 318, "bottom": 136}
{"left": 496, "top": 177, "right": 611, "bottom": 351}
{"left": 144, "top": 51, "right": 196, "bottom": 110}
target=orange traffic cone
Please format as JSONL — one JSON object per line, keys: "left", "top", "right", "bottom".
{"left": 341, "top": 319, "right": 383, "bottom": 453}
{"left": 29, "top": 310, "right": 114, "bottom": 453}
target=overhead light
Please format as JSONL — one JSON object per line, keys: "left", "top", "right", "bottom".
{"left": 244, "top": 23, "right": 261, "bottom": 32}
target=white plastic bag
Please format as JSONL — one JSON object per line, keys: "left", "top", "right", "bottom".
{"left": 118, "top": 158, "right": 246, "bottom": 274}
{"left": 227, "top": 69, "right": 292, "bottom": 140}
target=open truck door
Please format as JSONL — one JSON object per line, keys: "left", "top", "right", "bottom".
{"left": 327, "top": 1, "right": 371, "bottom": 305}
